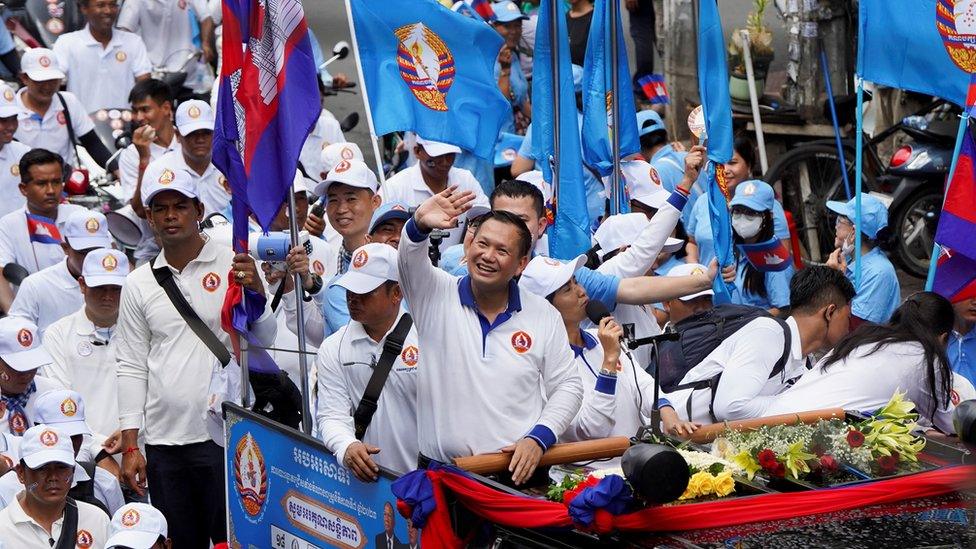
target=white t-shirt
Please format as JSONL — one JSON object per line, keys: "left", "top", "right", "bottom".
{"left": 0, "top": 495, "right": 110, "bottom": 549}
{"left": 53, "top": 26, "right": 152, "bottom": 112}
{"left": 117, "top": 0, "right": 210, "bottom": 71}
{"left": 8, "top": 259, "right": 83, "bottom": 337}
{"left": 0, "top": 204, "right": 88, "bottom": 274}
{"left": 0, "top": 141, "right": 31, "bottom": 218}
{"left": 14, "top": 89, "right": 94, "bottom": 166}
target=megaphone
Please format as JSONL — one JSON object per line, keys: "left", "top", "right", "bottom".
{"left": 621, "top": 443, "right": 689, "bottom": 504}
{"left": 105, "top": 205, "right": 145, "bottom": 248}
{"left": 954, "top": 400, "right": 976, "bottom": 445}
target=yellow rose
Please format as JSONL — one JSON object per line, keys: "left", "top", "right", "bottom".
{"left": 688, "top": 471, "right": 715, "bottom": 496}
{"left": 713, "top": 471, "right": 736, "bottom": 497}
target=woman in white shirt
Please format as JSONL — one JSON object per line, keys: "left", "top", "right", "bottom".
{"left": 764, "top": 292, "right": 959, "bottom": 433}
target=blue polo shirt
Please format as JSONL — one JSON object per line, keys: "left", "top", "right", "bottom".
{"left": 847, "top": 247, "right": 901, "bottom": 323}
{"left": 949, "top": 324, "right": 976, "bottom": 386}
{"left": 650, "top": 145, "right": 698, "bottom": 223}
{"left": 687, "top": 195, "right": 791, "bottom": 267}
{"left": 454, "top": 262, "right": 620, "bottom": 310}
{"left": 730, "top": 257, "right": 794, "bottom": 310}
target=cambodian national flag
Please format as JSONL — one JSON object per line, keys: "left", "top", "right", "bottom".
{"left": 213, "top": 0, "right": 320, "bottom": 373}
{"left": 737, "top": 238, "right": 793, "bottom": 272}
{"left": 350, "top": 0, "right": 509, "bottom": 159}
{"left": 933, "top": 121, "right": 976, "bottom": 302}
{"left": 638, "top": 74, "right": 669, "bottom": 105}
{"left": 26, "top": 213, "right": 62, "bottom": 245}
{"left": 467, "top": 0, "right": 496, "bottom": 21}
{"left": 698, "top": 0, "right": 735, "bottom": 303}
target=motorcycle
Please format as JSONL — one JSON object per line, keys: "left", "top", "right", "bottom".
{"left": 3, "top": 0, "right": 83, "bottom": 50}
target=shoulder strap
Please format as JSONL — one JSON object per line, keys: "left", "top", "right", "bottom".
{"left": 55, "top": 93, "right": 80, "bottom": 161}
{"left": 770, "top": 318, "right": 792, "bottom": 380}
{"left": 151, "top": 260, "right": 231, "bottom": 367}
{"left": 54, "top": 497, "right": 79, "bottom": 549}
{"left": 353, "top": 314, "right": 413, "bottom": 440}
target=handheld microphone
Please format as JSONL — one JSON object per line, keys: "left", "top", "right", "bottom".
{"left": 310, "top": 196, "right": 326, "bottom": 219}
{"left": 585, "top": 301, "right": 635, "bottom": 349}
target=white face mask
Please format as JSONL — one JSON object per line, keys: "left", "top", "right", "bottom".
{"left": 731, "top": 213, "right": 763, "bottom": 239}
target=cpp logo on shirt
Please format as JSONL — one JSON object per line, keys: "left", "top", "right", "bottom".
{"left": 312, "top": 260, "right": 325, "bottom": 276}
{"left": 511, "top": 331, "right": 532, "bottom": 354}
{"left": 115, "top": 50, "right": 127, "bottom": 63}
{"left": 57, "top": 111, "right": 67, "bottom": 126}
{"left": 202, "top": 272, "right": 221, "bottom": 292}
{"left": 75, "top": 529, "right": 93, "bottom": 548}
{"left": 400, "top": 345, "right": 419, "bottom": 367}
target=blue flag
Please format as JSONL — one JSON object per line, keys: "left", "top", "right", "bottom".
{"left": 581, "top": 0, "right": 640, "bottom": 177}
{"left": 533, "top": 0, "right": 590, "bottom": 259}
{"left": 697, "top": 0, "right": 734, "bottom": 303}
{"left": 350, "top": 0, "right": 509, "bottom": 159}
{"left": 860, "top": 0, "right": 975, "bottom": 108}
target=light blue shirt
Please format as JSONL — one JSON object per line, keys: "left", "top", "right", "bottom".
{"left": 439, "top": 244, "right": 466, "bottom": 275}
{"left": 949, "top": 324, "right": 976, "bottom": 387}
{"left": 687, "top": 195, "right": 791, "bottom": 267}
{"left": 846, "top": 247, "right": 901, "bottom": 323}
{"left": 494, "top": 54, "right": 528, "bottom": 134}
{"left": 730, "top": 257, "right": 794, "bottom": 310}
{"left": 453, "top": 262, "right": 620, "bottom": 309}
{"left": 649, "top": 145, "right": 697, "bottom": 223}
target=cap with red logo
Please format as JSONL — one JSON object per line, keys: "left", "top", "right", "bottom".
{"left": 22, "top": 48, "right": 65, "bottom": 81}
{"left": 0, "top": 84, "right": 19, "bottom": 118}
{"left": 319, "top": 159, "right": 379, "bottom": 196}
{"left": 318, "top": 142, "right": 365, "bottom": 183}
{"left": 33, "top": 389, "right": 91, "bottom": 437}
{"left": 330, "top": 243, "right": 399, "bottom": 294}
{"left": 141, "top": 159, "right": 198, "bottom": 205}
{"left": 19, "top": 424, "right": 75, "bottom": 469}
{"left": 369, "top": 201, "right": 412, "bottom": 235}
{"left": 175, "top": 99, "right": 215, "bottom": 136}
{"left": 62, "top": 209, "right": 112, "bottom": 251}
{"left": 519, "top": 255, "right": 586, "bottom": 298}
{"left": 0, "top": 316, "right": 52, "bottom": 372}
{"left": 106, "top": 503, "right": 169, "bottom": 549}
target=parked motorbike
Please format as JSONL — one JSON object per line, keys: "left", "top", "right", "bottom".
{"left": 3, "top": 0, "right": 82, "bottom": 49}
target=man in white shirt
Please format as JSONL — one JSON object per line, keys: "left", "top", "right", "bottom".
{"left": 381, "top": 136, "right": 489, "bottom": 251}
{"left": 52, "top": 0, "right": 152, "bottom": 113}
{"left": 671, "top": 266, "right": 856, "bottom": 424}
{"left": 0, "top": 317, "right": 59, "bottom": 437}
{"left": 117, "top": 0, "right": 216, "bottom": 74}
{"left": 14, "top": 48, "right": 112, "bottom": 168}
{"left": 42, "top": 248, "right": 129, "bottom": 441}
{"left": 0, "top": 149, "right": 87, "bottom": 313}
{"left": 401, "top": 191, "right": 582, "bottom": 485}
{"left": 115, "top": 164, "right": 273, "bottom": 547}
{"left": 9, "top": 210, "right": 113, "bottom": 337}
{"left": 0, "top": 84, "right": 31, "bottom": 218}
{"left": 0, "top": 425, "right": 110, "bottom": 549}
{"left": 316, "top": 243, "right": 419, "bottom": 480}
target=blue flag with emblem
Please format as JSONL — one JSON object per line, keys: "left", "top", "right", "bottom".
{"left": 533, "top": 0, "right": 591, "bottom": 259}
{"left": 580, "top": 0, "right": 640, "bottom": 177}
{"left": 349, "top": 0, "right": 509, "bottom": 159}
{"left": 698, "top": 0, "right": 734, "bottom": 303}
{"left": 860, "top": 0, "right": 976, "bottom": 108}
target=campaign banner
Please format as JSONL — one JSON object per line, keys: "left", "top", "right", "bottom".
{"left": 224, "top": 403, "right": 419, "bottom": 549}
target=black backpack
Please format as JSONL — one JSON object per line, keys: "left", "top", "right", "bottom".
{"left": 652, "top": 304, "right": 792, "bottom": 415}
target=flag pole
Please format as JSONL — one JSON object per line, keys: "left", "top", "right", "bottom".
{"left": 924, "top": 111, "right": 970, "bottom": 291}
{"left": 344, "top": 0, "right": 387, "bottom": 184}
{"left": 609, "top": 0, "right": 621, "bottom": 215}
{"left": 288, "top": 189, "right": 314, "bottom": 435}
{"left": 549, "top": 0, "right": 561, "bottom": 207}
{"left": 853, "top": 11, "right": 866, "bottom": 288}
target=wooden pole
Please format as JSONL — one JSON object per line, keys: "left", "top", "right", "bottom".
{"left": 687, "top": 408, "right": 846, "bottom": 444}
{"left": 452, "top": 437, "right": 631, "bottom": 475}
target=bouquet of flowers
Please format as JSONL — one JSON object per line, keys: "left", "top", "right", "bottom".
{"left": 675, "top": 449, "right": 738, "bottom": 500}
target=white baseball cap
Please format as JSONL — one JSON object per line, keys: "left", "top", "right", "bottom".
{"left": 0, "top": 84, "right": 19, "bottom": 118}
{"left": 319, "top": 142, "right": 365, "bottom": 180}
{"left": 515, "top": 170, "right": 553, "bottom": 204}
{"left": 519, "top": 255, "right": 586, "bottom": 298}
{"left": 141, "top": 160, "right": 198, "bottom": 205}
{"left": 319, "top": 159, "right": 379, "bottom": 196}
{"left": 82, "top": 248, "right": 128, "bottom": 287}
{"left": 667, "top": 262, "right": 714, "bottom": 301}
{"left": 22, "top": 48, "right": 64, "bottom": 81}
{"left": 0, "top": 317, "right": 52, "bottom": 372}
{"left": 330, "top": 243, "right": 398, "bottom": 294}
{"left": 19, "top": 425, "right": 75, "bottom": 469}
{"left": 62, "top": 210, "right": 112, "bottom": 251}
{"left": 416, "top": 136, "right": 462, "bottom": 157}
{"left": 32, "top": 389, "right": 91, "bottom": 437}
{"left": 621, "top": 160, "right": 669, "bottom": 209}
{"left": 106, "top": 503, "right": 169, "bottom": 549}
{"left": 175, "top": 99, "right": 215, "bottom": 136}
{"left": 293, "top": 170, "right": 309, "bottom": 195}
{"left": 594, "top": 213, "right": 683, "bottom": 258}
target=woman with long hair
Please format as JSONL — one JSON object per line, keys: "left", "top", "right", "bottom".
{"left": 763, "top": 292, "right": 963, "bottom": 433}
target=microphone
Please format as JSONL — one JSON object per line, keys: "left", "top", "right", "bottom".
{"left": 585, "top": 301, "right": 635, "bottom": 350}
{"left": 310, "top": 196, "right": 326, "bottom": 219}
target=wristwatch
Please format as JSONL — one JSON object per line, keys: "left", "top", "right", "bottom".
{"left": 303, "top": 273, "right": 324, "bottom": 298}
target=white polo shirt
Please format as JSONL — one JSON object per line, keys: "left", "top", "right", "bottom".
{"left": 670, "top": 316, "right": 807, "bottom": 424}
{"left": 0, "top": 141, "right": 31, "bottom": 218}
{"left": 0, "top": 376, "right": 61, "bottom": 436}
{"left": 380, "top": 165, "right": 489, "bottom": 250}
{"left": 315, "top": 309, "right": 419, "bottom": 475}
{"left": 53, "top": 26, "right": 152, "bottom": 112}
{"left": 115, "top": 237, "right": 277, "bottom": 445}
{"left": 117, "top": 0, "right": 210, "bottom": 72}
{"left": 299, "top": 110, "right": 346, "bottom": 181}
{"left": 0, "top": 204, "right": 88, "bottom": 274}
{"left": 399, "top": 219, "right": 583, "bottom": 462}
{"left": 8, "top": 259, "right": 83, "bottom": 337}
{"left": 41, "top": 308, "right": 120, "bottom": 440}
{"left": 14, "top": 89, "right": 94, "bottom": 166}
{"left": 0, "top": 496, "right": 109, "bottom": 549}
{"left": 763, "top": 341, "right": 962, "bottom": 434}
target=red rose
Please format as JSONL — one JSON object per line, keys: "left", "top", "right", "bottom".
{"left": 819, "top": 454, "right": 839, "bottom": 473}
{"left": 757, "top": 449, "right": 777, "bottom": 468}
{"left": 877, "top": 455, "right": 898, "bottom": 474}
{"left": 847, "top": 429, "right": 865, "bottom": 448}
{"left": 771, "top": 462, "right": 787, "bottom": 478}
{"left": 562, "top": 475, "right": 600, "bottom": 505}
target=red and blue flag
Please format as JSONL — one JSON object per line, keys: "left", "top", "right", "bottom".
{"left": 468, "top": 0, "right": 496, "bottom": 21}
{"left": 737, "top": 237, "right": 793, "bottom": 273}
{"left": 638, "top": 74, "right": 669, "bottom": 105}
{"left": 212, "top": 0, "right": 320, "bottom": 371}
{"left": 26, "top": 213, "right": 62, "bottom": 245}
{"left": 933, "top": 122, "right": 976, "bottom": 302}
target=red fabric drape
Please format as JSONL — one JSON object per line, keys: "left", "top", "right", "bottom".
{"left": 414, "top": 465, "right": 976, "bottom": 548}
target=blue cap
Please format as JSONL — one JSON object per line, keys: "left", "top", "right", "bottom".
{"left": 369, "top": 201, "right": 412, "bottom": 234}
{"left": 636, "top": 110, "right": 665, "bottom": 136}
{"left": 571, "top": 64, "right": 583, "bottom": 93}
{"left": 826, "top": 193, "right": 889, "bottom": 239}
{"left": 729, "top": 180, "right": 775, "bottom": 212}
{"left": 492, "top": 1, "right": 527, "bottom": 22}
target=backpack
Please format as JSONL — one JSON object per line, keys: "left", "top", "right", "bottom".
{"left": 653, "top": 305, "right": 792, "bottom": 417}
